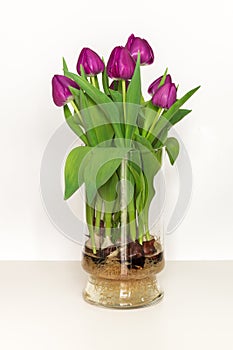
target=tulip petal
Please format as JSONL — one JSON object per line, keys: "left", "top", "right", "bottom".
{"left": 52, "top": 75, "right": 79, "bottom": 107}
{"left": 77, "top": 48, "right": 104, "bottom": 76}
{"left": 152, "top": 82, "right": 177, "bottom": 109}
{"left": 107, "top": 46, "right": 135, "bottom": 80}
{"left": 167, "top": 83, "right": 177, "bottom": 108}
{"left": 148, "top": 74, "right": 172, "bottom": 95}
{"left": 125, "top": 35, "right": 154, "bottom": 65}
{"left": 125, "top": 34, "right": 135, "bottom": 51}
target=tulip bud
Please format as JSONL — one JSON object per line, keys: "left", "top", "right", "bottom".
{"left": 152, "top": 83, "right": 177, "bottom": 109}
{"left": 126, "top": 34, "right": 154, "bottom": 65}
{"left": 52, "top": 75, "right": 79, "bottom": 107}
{"left": 109, "top": 80, "right": 130, "bottom": 90}
{"left": 76, "top": 48, "right": 104, "bottom": 76}
{"left": 106, "top": 46, "right": 136, "bottom": 80}
{"left": 148, "top": 74, "right": 172, "bottom": 95}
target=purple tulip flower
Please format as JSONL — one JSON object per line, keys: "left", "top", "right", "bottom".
{"left": 109, "top": 79, "right": 130, "bottom": 90}
{"left": 52, "top": 75, "right": 79, "bottom": 107}
{"left": 106, "top": 46, "right": 136, "bottom": 80}
{"left": 152, "top": 82, "right": 177, "bottom": 109}
{"left": 148, "top": 74, "right": 172, "bottom": 95}
{"left": 126, "top": 34, "right": 154, "bottom": 65}
{"left": 77, "top": 48, "right": 104, "bottom": 76}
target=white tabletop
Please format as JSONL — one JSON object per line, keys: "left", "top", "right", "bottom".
{"left": 0, "top": 261, "right": 232, "bottom": 350}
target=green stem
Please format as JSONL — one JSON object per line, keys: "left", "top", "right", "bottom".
{"left": 141, "top": 128, "right": 148, "bottom": 137}
{"left": 113, "top": 210, "right": 121, "bottom": 227}
{"left": 144, "top": 208, "right": 151, "bottom": 241}
{"left": 86, "top": 203, "right": 96, "bottom": 254}
{"left": 138, "top": 212, "right": 144, "bottom": 245}
{"left": 94, "top": 76, "right": 100, "bottom": 89}
{"left": 122, "top": 79, "right": 127, "bottom": 126}
{"left": 90, "top": 76, "right": 95, "bottom": 87}
{"left": 70, "top": 100, "right": 84, "bottom": 125}
{"left": 104, "top": 212, "right": 112, "bottom": 237}
{"left": 146, "top": 108, "right": 162, "bottom": 140}
{"left": 95, "top": 195, "right": 102, "bottom": 232}
{"left": 90, "top": 76, "right": 99, "bottom": 89}
{"left": 128, "top": 199, "right": 136, "bottom": 241}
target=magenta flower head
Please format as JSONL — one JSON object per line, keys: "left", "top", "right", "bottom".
{"left": 152, "top": 83, "right": 177, "bottom": 109}
{"left": 52, "top": 75, "right": 79, "bottom": 107}
{"left": 148, "top": 74, "right": 172, "bottom": 95}
{"left": 107, "top": 46, "right": 136, "bottom": 80}
{"left": 126, "top": 34, "right": 154, "bottom": 65}
{"left": 77, "top": 48, "right": 104, "bottom": 76}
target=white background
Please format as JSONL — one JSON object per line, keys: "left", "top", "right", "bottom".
{"left": 0, "top": 0, "right": 232, "bottom": 260}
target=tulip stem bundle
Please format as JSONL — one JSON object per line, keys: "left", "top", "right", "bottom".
{"left": 52, "top": 34, "right": 200, "bottom": 254}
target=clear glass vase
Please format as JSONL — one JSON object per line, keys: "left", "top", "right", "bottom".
{"left": 82, "top": 147, "right": 165, "bottom": 309}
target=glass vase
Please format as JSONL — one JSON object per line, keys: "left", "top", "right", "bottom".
{"left": 82, "top": 147, "right": 165, "bottom": 309}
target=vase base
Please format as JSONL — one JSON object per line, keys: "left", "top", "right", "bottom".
{"left": 83, "top": 275, "right": 163, "bottom": 309}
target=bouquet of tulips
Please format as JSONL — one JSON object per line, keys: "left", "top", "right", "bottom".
{"left": 52, "top": 34, "right": 199, "bottom": 255}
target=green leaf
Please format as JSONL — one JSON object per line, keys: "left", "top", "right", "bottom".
{"left": 109, "top": 90, "right": 122, "bottom": 103}
{"left": 98, "top": 173, "right": 119, "bottom": 212}
{"left": 127, "top": 151, "right": 147, "bottom": 215}
{"left": 94, "top": 124, "right": 115, "bottom": 144}
{"left": 64, "top": 146, "right": 91, "bottom": 199}
{"left": 125, "top": 53, "right": 141, "bottom": 139}
{"left": 153, "top": 128, "right": 168, "bottom": 149}
{"left": 80, "top": 94, "right": 114, "bottom": 144}
{"left": 140, "top": 148, "right": 162, "bottom": 214}
{"left": 169, "top": 108, "right": 192, "bottom": 127}
{"left": 128, "top": 164, "right": 142, "bottom": 196}
{"left": 165, "top": 137, "right": 179, "bottom": 165}
{"left": 65, "top": 72, "right": 111, "bottom": 103}
{"left": 63, "top": 105, "right": 87, "bottom": 144}
{"left": 135, "top": 171, "right": 146, "bottom": 214}
{"left": 144, "top": 100, "right": 159, "bottom": 112}
{"left": 69, "top": 86, "right": 80, "bottom": 98}
{"left": 140, "top": 101, "right": 159, "bottom": 135}
{"left": 152, "top": 109, "right": 191, "bottom": 149}
{"left": 127, "top": 54, "right": 141, "bottom": 105}
{"left": 80, "top": 64, "right": 88, "bottom": 81}
{"left": 68, "top": 87, "right": 81, "bottom": 108}
{"left": 158, "top": 67, "right": 168, "bottom": 88}
{"left": 98, "top": 173, "right": 118, "bottom": 202}
{"left": 125, "top": 166, "right": 135, "bottom": 211}
{"left": 83, "top": 147, "right": 131, "bottom": 204}
{"left": 65, "top": 71, "right": 123, "bottom": 138}
{"left": 102, "top": 60, "right": 110, "bottom": 95}
{"left": 85, "top": 96, "right": 114, "bottom": 144}
{"left": 128, "top": 145, "right": 162, "bottom": 217}
{"left": 79, "top": 90, "right": 98, "bottom": 146}
{"left": 62, "top": 57, "right": 68, "bottom": 73}
{"left": 134, "top": 134, "right": 154, "bottom": 152}
{"left": 151, "top": 86, "right": 200, "bottom": 139}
